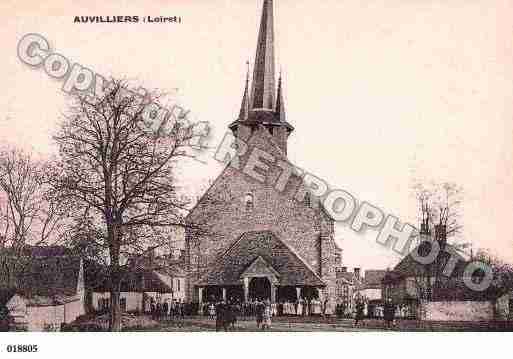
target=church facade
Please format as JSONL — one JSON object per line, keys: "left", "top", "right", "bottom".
{"left": 184, "top": 0, "right": 342, "bottom": 313}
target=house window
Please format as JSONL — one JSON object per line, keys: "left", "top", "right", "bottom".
{"left": 177, "top": 279, "right": 181, "bottom": 291}
{"left": 244, "top": 193, "right": 254, "bottom": 212}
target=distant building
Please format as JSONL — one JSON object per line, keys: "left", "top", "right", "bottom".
{"left": 359, "top": 269, "right": 387, "bottom": 318}
{"left": 0, "top": 248, "right": 86, "bottom": 331}
{"left": 90, "top": 256, "right": 187, "bottom": 313}
{"left": 383, "top": 230, "right": 509, "bottom": 321}
{"left": 335, "top": 267, "right": 362, "bottom": 315}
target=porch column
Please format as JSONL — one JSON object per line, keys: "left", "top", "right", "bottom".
{"left": 243, "top": 277, "right": 249, "bottom": 303}
{"left": 270, "top": 283, "right": 276, "bottom": 303}
{"left": 222, "top": 287, "right": 227, "bottom": 302}
{"left": 198, "top": 287, "right": 204, "bottom": 315}
{"left": 296, "top": 287, "right": 301, "bottom": 301}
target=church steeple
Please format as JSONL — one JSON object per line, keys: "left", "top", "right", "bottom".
{"left": 229, "top": 0, "right": 294, "bottom": 154}
{"left": 238, "top": 61, "right": 251, "bottom": 121}
{"left": 250, "top": 0, "right": 276, "bottom": 110}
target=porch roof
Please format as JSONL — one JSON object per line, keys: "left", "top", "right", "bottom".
{"left": 196, "top": 231, "right": 325, "bottom": 287}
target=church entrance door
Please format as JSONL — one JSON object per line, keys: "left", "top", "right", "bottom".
{"left": 249, "top": 277, "right": 271, "bottom": 301}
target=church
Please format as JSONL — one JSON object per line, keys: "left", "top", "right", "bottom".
{"left": 184, "top": 0, "right": 342, "bottom": 313}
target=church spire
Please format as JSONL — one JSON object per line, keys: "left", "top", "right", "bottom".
{"left": 276, "top": 71, "right": 286, "bottom": 123}
{"left": 238, "top": 61, "right": 251, "bottom": 121}
{"left": 250, "top": 0, "right": 276, "bottom": 110}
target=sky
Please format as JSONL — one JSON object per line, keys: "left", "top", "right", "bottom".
{"left": 1, "top": 0, "right": 512, "bottom": 273}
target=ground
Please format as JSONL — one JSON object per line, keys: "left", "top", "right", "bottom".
{"left": 123, "top": 316, "right": 513, "bottom": 332}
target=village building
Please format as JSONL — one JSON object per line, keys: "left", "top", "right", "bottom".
{"left": 382, "top": 225, "right": 510, "bottom": 321}
{"left": 335, "top": 267, "right": 362, "bottom": 315}
{"left": 359, "top": 269, "right": 387, "bottom": 318}
{"left": 0, "top": 247, "right": 86, "bottom": 331}
{"left": 90, "top": 256, "right": 187, "bottom": 313}
{"left": 185, "top": 0, "right": 342, "bottom": 312}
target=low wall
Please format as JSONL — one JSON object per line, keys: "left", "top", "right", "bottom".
{"left": 424, "top": 301, "right": 494, "bottom": 321}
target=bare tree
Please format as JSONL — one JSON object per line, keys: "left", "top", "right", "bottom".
{"left": 411, "top": 181, "right": 464, "bottom": 301}
{"left": 0, "top": 147, "right": 67, "bottom": 253}
{"left": 49, "top": 78, "right": 210, "bottom": 331}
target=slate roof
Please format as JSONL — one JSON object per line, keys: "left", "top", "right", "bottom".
{"left": 159, "top": 263, "right": 186, "bottom": 278}
{"left": 364, "top": 270, "right": 387, "bottom": 289}
{"left": 92, "top": 267, "right": 173, "bottom": 293}
{"left": 393, "top": 242, "right": 467, "bottom": 279}
{"left": 431, "top": 278, "right": 504, "bottom": 302}
{"left": 196, "top": 231, "right": 325, "bottom": 287}
{"left": 336, "top": 271, "right": 357, "bottom": 284}
{"left": 0, "top": 255, "right": 82, "bottom": 306}
{"left": 0, "top": 245, "right": 72, "bottom": 258}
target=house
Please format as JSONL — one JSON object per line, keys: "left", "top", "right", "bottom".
{"left": 90, "top": 262, "right": 187, "bottom": 313}
{"left": 0, "top": 249, "right": 86, "bottom": 331}
{"left": 359, "top": 269, "right": 387, "bottom": 318}
{"left": 382, "top": 231, "right": 509, "bottom": 321}
{"left": 335, "top": 267, "right": 362, "bottom": 315}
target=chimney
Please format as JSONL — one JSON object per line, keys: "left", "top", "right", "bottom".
{"left": 354, "top": 268, "right": 361, "bottom": 279}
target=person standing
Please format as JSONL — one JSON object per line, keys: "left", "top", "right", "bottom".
{"left": 261, "top": 300, "right": 272, "bottom": 331}
{"left": 255, "top": 300, "right": 264, "bottom": 329}
{"left": 163, "top": 300, "right": 169, "bottom": 321}
{"left": 354, "top": 300, "right": 365, "bottom": 327}
{"left": 384, "top": 299, "right": 396, "bottom": 329}
{"left": 297, "top": 298, "right": 303, "bottom": 317}
{"left": 150, "top": 298, "right": 156, "bottom": 320}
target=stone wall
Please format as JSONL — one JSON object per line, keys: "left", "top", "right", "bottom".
{"left": 423, "top": 301, "right": 495, "bottom": 321}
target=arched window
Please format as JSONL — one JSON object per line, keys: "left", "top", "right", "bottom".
{"left": 244, "top": 193, "right": 254, "bottom": 212}
{"left": 305, "top": 192, "right": 311, "bottom": 208}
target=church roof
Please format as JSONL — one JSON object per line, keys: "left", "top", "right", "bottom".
{"left": 196, "top": 231, "right": 326, "bottom": 287}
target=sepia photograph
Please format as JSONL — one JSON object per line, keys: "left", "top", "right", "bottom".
{"left": 0, "top": 0, "right": 512, "bottom": 357}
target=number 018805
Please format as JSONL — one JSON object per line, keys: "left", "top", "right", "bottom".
{"left": 6, "top": 344, "right": 38, "bottom": 353}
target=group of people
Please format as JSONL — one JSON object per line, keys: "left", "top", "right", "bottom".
{"left": 280, "top": 298, "right": 325, "bottom": 316}
{"left": 147, "top": 298, "right": 186, "bottom": 324}
{"left": 213, "top": 302, "right": 239, "bottom": 331}
{"left": 353, "top": 299, "right": 397, "bottom": 328}
{"left": 202, "top": 298, "right": 274, "bottom": 331}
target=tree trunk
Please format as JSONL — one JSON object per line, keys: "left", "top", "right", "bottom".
{"left": 109, "top": 266, "right": 122, "bottom": 331}
{"left": 108, "top": 219, "right": 122, "bottom": 331}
